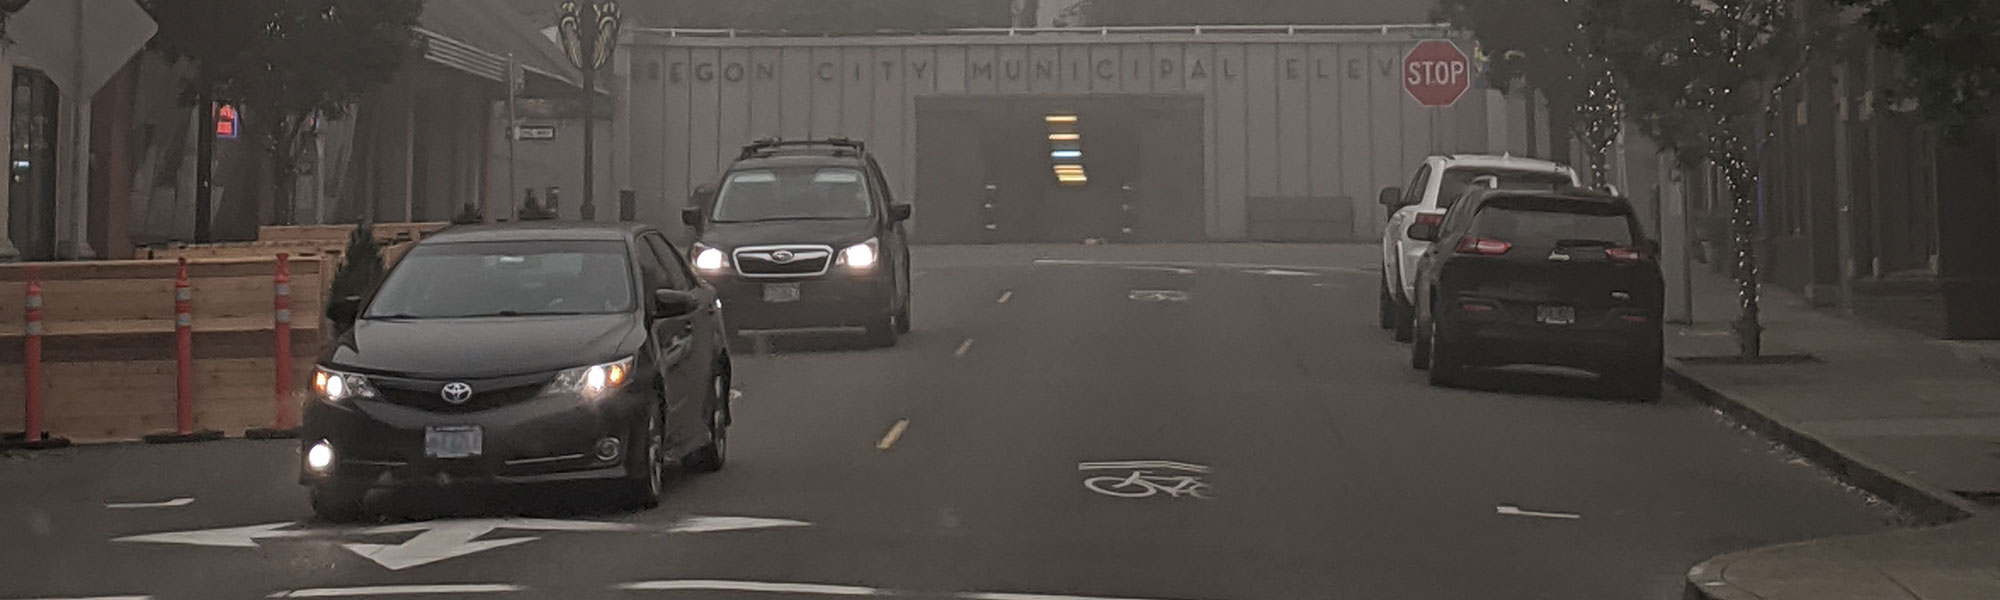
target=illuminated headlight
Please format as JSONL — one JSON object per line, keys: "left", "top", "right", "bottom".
{"left": 840, "top": 238, "right": 880, "bottom": 269}
{"left": 305, "top": 441, "right": 335, "bottom": 472}
{"left": 312, "top": 367, "right": 378, "bottom": 402}
{"left": 549, "top": 356, "right": 635, "bottom": 399}
{"left": 692, "top": 244, "right": 727, "bottom": 271}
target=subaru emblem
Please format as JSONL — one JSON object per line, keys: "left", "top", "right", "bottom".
{"left": 440, "top": 382, "right": 473, "bottom": 404}
{"left": 772, "top": 250, "right": 795, "bottom": 263}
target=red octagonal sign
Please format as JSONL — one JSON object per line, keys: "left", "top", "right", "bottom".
{"left": 1403, "top": 40, "right": 1471, "bottom": 108}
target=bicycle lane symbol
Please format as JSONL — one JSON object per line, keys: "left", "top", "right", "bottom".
{"left": 1078, "top": 460, "right": 1212, "bottom": 500}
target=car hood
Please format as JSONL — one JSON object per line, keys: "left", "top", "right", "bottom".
{"left": 324, "top": 313, "right": 644, "bottom": 379}
{"left": 697, "top": 219, "right": 876, "bottom": 249}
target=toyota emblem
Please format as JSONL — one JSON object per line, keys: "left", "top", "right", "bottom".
{"left": 771, "top": 250, "right": 795, "bottom": 263}
{"left": 440, "top": 382, "right": 473, "bottom": 404}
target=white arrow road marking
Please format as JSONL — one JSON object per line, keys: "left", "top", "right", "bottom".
{"left": 618, "top": 581, "right": 886, "bottom": 595}
{"left": 341, "top": 521, "right": 541, "bottom": 570}
{"left": 116, "top": 514, "right": 807, "bottom": 569}
{"left": 112, "top": 521, "right": 298, "bottom": 547}
{"left": 268, "top": 584, "right": 523, "bottom": 597}
{"left": 667, "top": 516, "right": 812, "bottom": 534}
{"left": 104, "top": 497, "right": 193, "bottom": 509}
{"left": 1496, "top": 504, "right": 1581, "bottom": 520}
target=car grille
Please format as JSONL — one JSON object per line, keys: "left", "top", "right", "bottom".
{"left": 734, "top": 245, "right": 833, "bottom": 278}
{"left": 374, "top": 379, "right": 547, "bottom": 413}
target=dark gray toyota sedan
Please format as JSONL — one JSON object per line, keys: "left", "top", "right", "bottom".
{"left": 300, "top": 222, "right": 733, "bottom": 521}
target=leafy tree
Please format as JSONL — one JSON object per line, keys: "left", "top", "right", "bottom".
{"left": 1826, "top": 0, "right": 2000, "bottom": 137}
{"left": 148, "top": 1, "right": 421, "bottom": 228}
{"left": 1582, "top": 0, "right": 1825, "bottom": 356}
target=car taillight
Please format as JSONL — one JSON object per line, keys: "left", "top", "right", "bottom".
{"left": 1459, "top": 301, "right": 1495, "bottom": 313}
{"left": 1605, "top": 247, "right": 1643, "bottom": 264}
{"left": 1414, "top": 211, "right": 1446, "bottom": 228}
{"left": 1455, "top": 237, "right": 1511, "bottom": 255}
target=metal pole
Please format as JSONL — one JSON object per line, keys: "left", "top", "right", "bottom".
{"left": 66, "top": 0, "right": 90, "bottom": 258}
{"left": 1834, "top": 63, "right": 1857, "bottom": 316}
{"left": 580, "top": 31, "right": 596, "bottom": 221}
{"left": 196, "top": 92, "right": 214, "bottom": 242}
{"left": 507, "top": 53, "right": 518, "bottom": 225}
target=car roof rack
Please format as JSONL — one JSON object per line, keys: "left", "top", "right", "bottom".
{"left": 738, "top": 137, "right": 867, "bottom": 160}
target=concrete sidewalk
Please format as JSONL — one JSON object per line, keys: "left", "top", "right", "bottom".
{"left": 1668, "top": 266, "right": 2000, "bottom": 599}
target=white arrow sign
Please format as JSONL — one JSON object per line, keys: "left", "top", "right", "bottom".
{"left": 115, "top": 514, "right": 809, "bottom": 570}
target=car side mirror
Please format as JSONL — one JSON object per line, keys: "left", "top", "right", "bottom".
{"left": 327, "top": 295, "right": 362, "bottom": 328}
{"left": 654, "top": 289, "right": 700, "bottom": 318}
{"left": 1407, "top": 221, "right": 1441, "bottom": 243}
{"left": 681, "top": 206, "right": 702, "bottom": 227}
{"left": 1379, "top": 187, "right": 1404, "bottom": 207}
{"left": 889, "top": 203, "right": 913, "bottom": 222}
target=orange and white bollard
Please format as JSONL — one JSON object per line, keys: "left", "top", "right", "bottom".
{"left": 5, "top": 266, "right": 66, "bottom": 450}
{"left": 147, "top": 258, "right": 220, "bottom": 443}
{"left": 246, "top": 254, "right": 299, "bottom": 439}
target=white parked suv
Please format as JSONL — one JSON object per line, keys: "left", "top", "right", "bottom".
{"left": 1377, "top": 154, "right": 1582, "bottom": 341}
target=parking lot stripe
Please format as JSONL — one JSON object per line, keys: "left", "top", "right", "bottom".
{"left": 267, "top": 584, "right": 523, "bottom": 597}
{"left": 617, "top": 580, "right": 886, "bottom": 595}
{"left": 877, "top": 419, "right": 910, "bottom": 450}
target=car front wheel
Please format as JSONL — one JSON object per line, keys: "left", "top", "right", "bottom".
{"left": 685, "top": 370, "right": 729, "bottom": 473}
{"left": 617, "top": 403, "right": 665, "bottom": 509}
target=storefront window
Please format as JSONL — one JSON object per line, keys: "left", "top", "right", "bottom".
{"left": 8, "top": 67, "right": 59, "bottom": 261}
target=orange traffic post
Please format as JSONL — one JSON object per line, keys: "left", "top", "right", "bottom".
{"left": 146, "top": 258, "right": 222, "bottom": 444}
{"left": 246, "top": 254, "right": 300, "bottom": 439}
{"left": 5, "top": 266, "right": 68, "bottom": 450}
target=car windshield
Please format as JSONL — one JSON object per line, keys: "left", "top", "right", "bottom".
{"left": 1471, "top": 202, "right": 1636, "bottom": 245}
{"left": 710, "top": 167, "right": 873, "bottom": 222}
{"left": 1438, "top": 167, "right": 1574, "bottom": 208}
{"left": 363, "top": 240, "right": 634, "bottom": 318}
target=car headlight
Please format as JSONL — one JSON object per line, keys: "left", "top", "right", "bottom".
{"left": 312, "top": 367, "right": 378, "bottom": 402}
{"left": 548, "top": 356, "right": 635, "bottom": 399}
{"left": 840, "top": 238, "right": 879, "bottom": 269}
{"left": 692, "top": 244, "right": 727, "bottom": 271}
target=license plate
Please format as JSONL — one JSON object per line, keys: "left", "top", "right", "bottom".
{"left": 763, "top": 283, "right": 800, "bottom": 303}
{"left": 1537, "top": 305, "right": 1576, "bottom": 325}
{"left": 424, "top": 426, "right": 482, "bottom": 459}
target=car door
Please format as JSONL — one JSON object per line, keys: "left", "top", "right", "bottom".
{"left": 632, "top": 233, "right": 704, "bottom": 447}
{"left": 1387, "top": 164, "right": 1434, "bottom": 294}
{"left": 642, "top": 231, "right": 719, "bottom": 446}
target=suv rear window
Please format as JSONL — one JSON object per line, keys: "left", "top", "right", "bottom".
{"left": 1438, "top": 167, "right": 1574, "bottom": 208}
{"left": 1470, "top": 199, "right": 1635, "bottom": 246}
{"left": 712, "top": 166, "right": 873, "bottom": 223}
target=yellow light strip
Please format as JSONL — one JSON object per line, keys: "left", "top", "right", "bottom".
{"left": 1044, "top": 115, "right": 1078, "bottom": 124}
{"left": 1048, "top": 133, "right": 1080, "bottom": 141}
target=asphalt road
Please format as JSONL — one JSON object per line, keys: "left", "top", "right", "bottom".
{"left": 0, "top": 244, "right": 1888, "bottom": 600}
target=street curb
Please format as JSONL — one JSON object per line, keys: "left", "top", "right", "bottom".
{"left": 1665, "top": 359, "right": 1984, "bottom": 600}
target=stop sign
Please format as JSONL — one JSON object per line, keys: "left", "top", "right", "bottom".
{"left": 1403, "top": 40, "right": 1470, "bottom": 108}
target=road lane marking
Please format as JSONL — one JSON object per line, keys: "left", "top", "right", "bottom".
{"left": 269, "top": 584, "right": 523, "bottom": 597}
{"left": 1077, "top": 460, "right": 1211, "bottom": 473}
{"left": 9, "top": 596, "right": 151, "bottom": 600}
{"left": 729, "top": 389, "right": 743, "bottom": 401}
{"left": 1127, "top": 290, "right": 1189, "bottom": 303}
{"left": 104, "top": 497, "right": 193, "bottom": 509}
{"left": 1496, "top": 504, "right": 1581, "bottom": 520}
{"left": 954, "top": 338, "right": 975, "bottom": 357}
{"left": 1243, "top": 268, "right": 1318, "bottom": 277}
{"left": 996, "top": 290, "right": 1013, "bottom": 304}
{"left": 877, "top": 419, "right": 910, "bottom": 450}
{"left": 618, "top": 581, "right": 886, "bottom": 596}
{"left": 1033, "top": 258, "right": 1369, "bottom": 275}
{"left": 963, "top": 593, "right": 1207, "bottom": 600}
{"left": 666, "top": 516, "right": 811, "bottom": 533}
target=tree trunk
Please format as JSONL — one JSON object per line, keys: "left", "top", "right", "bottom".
{"left": 1722, "top": 135, "right": 1763, "bottom": 357}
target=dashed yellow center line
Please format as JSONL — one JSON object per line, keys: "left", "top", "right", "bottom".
{"left": 876, "top": 419, "right": 910, "bottom": 450}
{"left": 996, "top": 290, "right": 1013, "bottom": 304}
{"left": 954, "top": 338, "right": 975, "bottom": 358}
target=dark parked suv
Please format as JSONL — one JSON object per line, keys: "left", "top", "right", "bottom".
{"left": 1406, "top": 187, "right": 1664, "bottom": 400}
{"left": 302, "top": 222, "right": 733, "bottom": 520}
{"left": 683, "top": 138, "right": 913, "bottom": 347}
